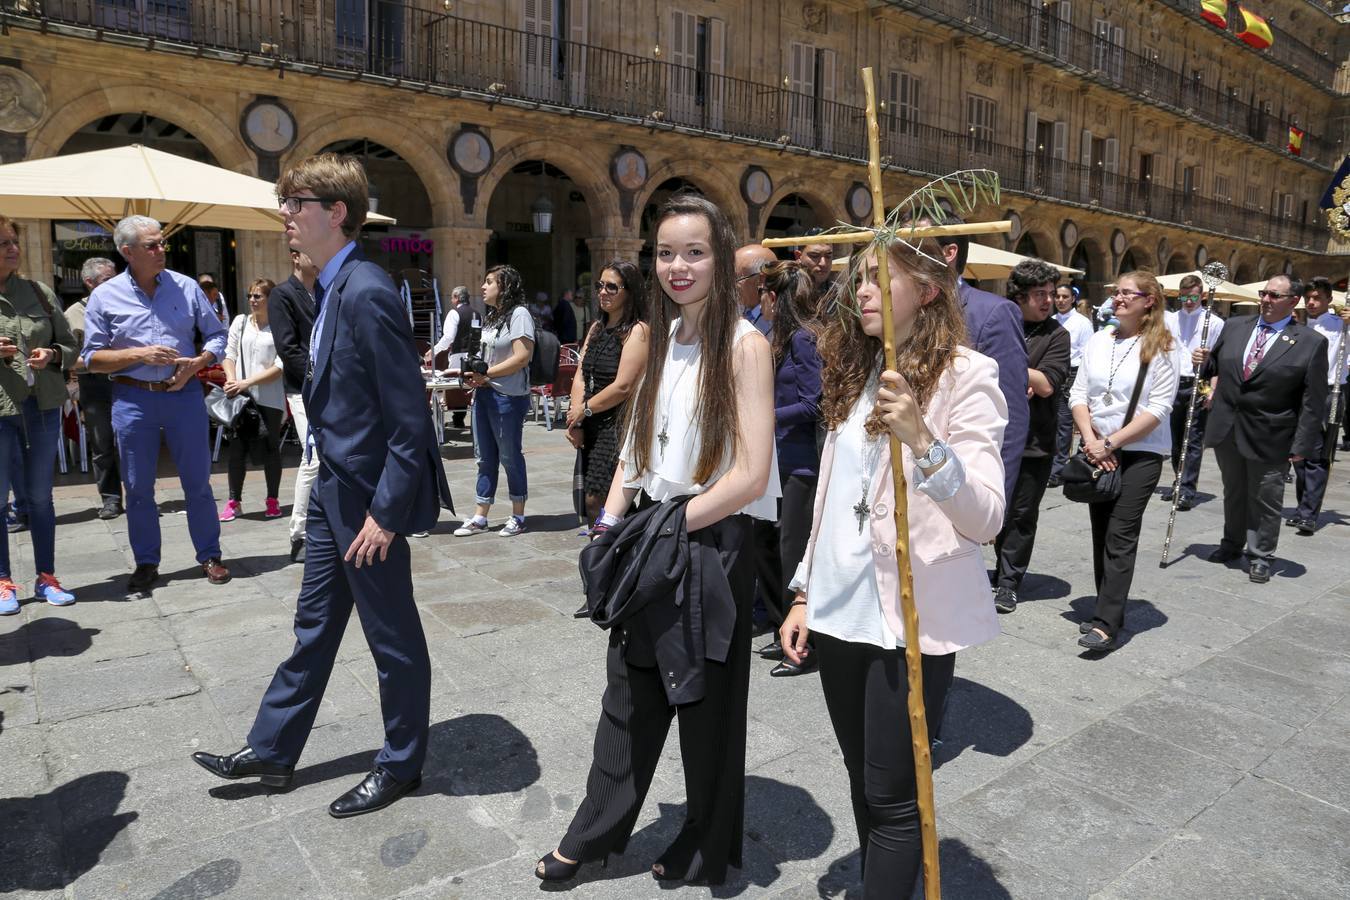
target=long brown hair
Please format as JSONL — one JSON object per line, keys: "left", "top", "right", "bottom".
{"left": 1117, "top": 270, "right": 1175, "bottom": 364}
{"left": 627, "top": 195, "right": 741, "bottom": 484}
{"left": 819, "top": 237, "right": 969, "bottom": 435}
{"left": 760, "top": 259, "right": 818, "bottom": 364}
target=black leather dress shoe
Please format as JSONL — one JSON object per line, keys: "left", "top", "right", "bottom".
{"left": 770, "top": 654, "right": 819, "bottom": 677}
{"left": 1176, "top": 495, "right": 1196, "bottom": 511}
{"left": 98, "top": 498, "right": 124, "bottom": 520}
{"left": 1249, "top": 561, "right": 1272, "bottom": 584}
{"left": 1159, "top": 488, "right": 1174, "bottom": 502}
{"left": 1208, "top": 546, "right": 1243, "bottom": 564}
{"left": 329, "top": 768, "right": 422, "bottom": 819}
{"left": 127, "top": 563, "right": 160, "bottom": 594}
{"left": 1295, "top": 518, "right": 1316, "bottom": 536}
{"left": 757, "top": 640, "right": 785, "bottom": 661}
{"left": 192, "top": 747, "right": 294, "bottom": 788}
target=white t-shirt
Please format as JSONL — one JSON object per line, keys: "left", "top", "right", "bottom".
{"left": 479, "top": 305, "right": 536, "bottom": 396}
{"left": 622, "top": 318, "right": 780, "bottom": 520}
{"left": 1054, "top": 309, "right": 1094, "bottom": 369}
{"left": 1165, "top": 307, "right": 1225, "bottom": 378}
{"left": 1309, "top": 312, "right": 1348, "bottom": 385}
{"left": 1068, "top": 329, "right": 1181, "bottom": 457}
{"left": 225, "top": 314, "right": 285, "bottom": 411}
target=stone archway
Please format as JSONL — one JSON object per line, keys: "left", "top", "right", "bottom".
{"left": 1123, "top": 245, "right": 1155, "bottom": 274}
{"left": 634, "top": 160, "right": 744, "bottom": 237}
{"left": 28, "top": 84, "right": 252, "bottom": 172}
{"left": 286, "top": 116, "right": 457, "bottom": 224}
{"left": 760, "top": 181, "right": 836, "bottom": 241}
{"left": 1069, "top": 236, "right": 1107, "bottom": 302}
{"left": 1164, "top": 251, "right": 1192, "bottom": 275}
{"left": 477, "top": 138, "right": 620, "bottom": 233}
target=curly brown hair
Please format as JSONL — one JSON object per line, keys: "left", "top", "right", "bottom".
{"left": 819, "top": 237, "right": 969, "bottom": 435}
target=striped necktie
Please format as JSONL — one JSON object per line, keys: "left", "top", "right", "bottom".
{"left": 1243, "top": 325, "right": 1274, "bottom": 380}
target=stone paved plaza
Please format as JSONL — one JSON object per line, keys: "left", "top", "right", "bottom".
{"left": 2, "top": 417, "right": 1349, "bottom": 899}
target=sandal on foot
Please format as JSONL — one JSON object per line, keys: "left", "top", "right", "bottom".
{"left": 535, "top": 851, "right": 580, "bottom": 882}
{"left": 1077, "top": 627, "right": 1119, "bottom": 651}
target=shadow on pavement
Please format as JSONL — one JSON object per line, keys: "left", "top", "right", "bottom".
{"left": 148, "top": 858, "right": 242, "bottom": 900}
{"left": 1065, "top": 596, "right": 1168, "bottom": 658}
{"left": 0, "top": 617, "right": 100, "bottom": 666}
{"left": 819, "top": 836, "right": 1015, "bottom": 899}
{"left": 53, "top": 507, "right": 103, "bottom": 527}
{"left": 933, "top": 678, "right": 1033, "bottom": 768}
{"left": 0, "top": 771, "right": 138, "bottom": 892}
{"left": 209, "top": 713, "right": 540, "bottom": 801}
{"left": 1015, "top": 572, "right": 1071, "bottom": 603}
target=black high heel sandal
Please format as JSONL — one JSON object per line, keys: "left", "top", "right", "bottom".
{"left": 535, "top": 851, "right": 606, "bottom": 882}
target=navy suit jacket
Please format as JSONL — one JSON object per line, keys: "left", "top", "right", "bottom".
{"left": 304, "top": 250, "right": 453, "bottom": 534}
{"left": 959, "top": 279, "right": 1029, "bottom": 498}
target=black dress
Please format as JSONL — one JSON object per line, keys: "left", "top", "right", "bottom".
{"left": 581, "top": 325, "right": 624, "bottom": 497}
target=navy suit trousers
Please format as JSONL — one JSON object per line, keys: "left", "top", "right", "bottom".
{"left": 247, "top": 463, "right": 431, "bottom": 781}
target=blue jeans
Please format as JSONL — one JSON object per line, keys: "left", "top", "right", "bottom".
{"left": 0, "top": 398, "right": 60, "bottom": 578}
{"left": 472, "top": 387, "right": 529, "bottom": 506}
{"left": 112, "top": 384, "right": 221, "bottom": 566}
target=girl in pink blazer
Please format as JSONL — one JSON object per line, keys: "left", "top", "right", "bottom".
{"left": 778, "top": 235, "right": 1007, "bottom": 898}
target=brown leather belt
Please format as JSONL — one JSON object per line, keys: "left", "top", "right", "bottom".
{"left": 109, "top": 375, "right": 172, "bottom": 392}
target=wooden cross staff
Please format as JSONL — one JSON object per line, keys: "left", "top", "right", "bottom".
{"left": 763, "top": 68, "right": 1012, "bottom": 900}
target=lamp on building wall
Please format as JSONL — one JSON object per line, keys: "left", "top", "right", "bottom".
{"left": 531, "top": 161, "right": 554, "bottom": 234}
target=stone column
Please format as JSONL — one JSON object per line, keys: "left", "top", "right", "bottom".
{"left": 19, "top": 219, "right": 55, "bottom": 288}
{"left": 235, "top": 228, "right": 291, "bottom": 297}
{"left": 585, "top": 236, "right": 646, "bottom": 276}
{"left": 429, "top": 226, "right": 493, "bottom": 296}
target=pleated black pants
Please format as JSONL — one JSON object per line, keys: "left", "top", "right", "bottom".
{"left": 560, "top": 515, "right": 754, "bottom": 885}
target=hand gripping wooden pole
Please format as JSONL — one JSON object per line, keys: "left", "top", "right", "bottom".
{"left": 863, "top": 66, "right": 942, "bottom": 899}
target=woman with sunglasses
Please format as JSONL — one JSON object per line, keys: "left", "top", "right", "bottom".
{"left": 1068, "top": 272, "right": 1180, "bottom": 651}
{"left": 565, "top": 260, "right": 650, "bottom": 529}
{"left": 219, "top": 278, "right": 286, "bottom": 522}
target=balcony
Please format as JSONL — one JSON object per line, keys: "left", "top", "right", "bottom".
{"left": 887, "top": 0, "right": 1337, "bottom": 164}
{"left": 4, "top": 1, "right": 1331, "bottom": 253}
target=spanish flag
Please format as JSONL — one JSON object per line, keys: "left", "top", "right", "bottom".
{"left": 1236, "top": 6, "right": 1273, "bottom": 50}
{"left": 1288, "top": 126, "right": 1304, "bottom": 157}
{"left": 1200, "top": 0, "right": 1228, "bottom": 28}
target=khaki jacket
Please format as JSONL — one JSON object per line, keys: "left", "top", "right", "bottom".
{"left": 0, "top": 274, "right": 79, "bottom": 417}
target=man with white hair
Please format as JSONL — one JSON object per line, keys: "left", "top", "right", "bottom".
{"left": 64, "top": 256, "right": 123, "bottom": 519}
{"left": 82, "top": 215, "right": 231, "bottom": 594}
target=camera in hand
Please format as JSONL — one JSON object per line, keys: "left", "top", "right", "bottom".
{"left": 462, "top": 315, "right": 489, "bottom": 377}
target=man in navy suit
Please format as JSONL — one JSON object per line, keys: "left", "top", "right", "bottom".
{"left": 194, "top": 154, "right": 453, "bottom": 817}
{"left": 922, "top": 212, "right": 1030, "bottom": 499}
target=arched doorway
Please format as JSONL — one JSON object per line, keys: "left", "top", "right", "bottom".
{"left": 1118, "top": 250, "right": 1138, "bottom": 276}
{"left": 1015, "top": 232, "right": 1043, "bottom": 259}
{"left": 1233, "top": 261, "right": 1256, "bottom": 285}
{"left": 764, "top": 193, "right": 824, "bottom": 243}
{"left": 485, "top": 160, "right": 594, "bottom": 316}
{"left": 1069, "top": 238, "right": 1106, "bottom": 302}
{"left": 638, "top": 178, "right": 706, "bottom": 273}
{"left": 53, "top": 114, "right": 236, "bottom": 307}
{"left": 1164, "top": 252, "right": 1191, "bottom": 275}
{"left": 320, "top": 139, "right": 434, "bottom": 274}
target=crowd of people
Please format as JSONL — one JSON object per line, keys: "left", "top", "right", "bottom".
{"left": 0, "top": 151, "right": 1345, "bottom": 898}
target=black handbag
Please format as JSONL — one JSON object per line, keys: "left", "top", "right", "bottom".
{"left": 1061, "top": 358, "right": 1150, "bottom": 504}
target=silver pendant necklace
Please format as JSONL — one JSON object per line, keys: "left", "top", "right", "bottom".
{"left": 1100, "top": 335, "right": 1139, "bottom": 404}
{"left": 657, "top": 338, "right": 699, "bottom": 460}
{"left": 855, "top": 385, "right": 886, "bottom": 534}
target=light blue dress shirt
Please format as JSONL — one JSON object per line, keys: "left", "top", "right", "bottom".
{"left": 308, "top": 240, "right": 358, "bottom": 372}
{"left": 1241, "top": 314, "right": 1293, "bottom": 367}
{"left": 81, "top": 268, "right": 228, "bottom": 381}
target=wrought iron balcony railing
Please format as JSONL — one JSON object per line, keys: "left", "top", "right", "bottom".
{"left": 4, "top": 1, "right": 1331, "bottom": 253}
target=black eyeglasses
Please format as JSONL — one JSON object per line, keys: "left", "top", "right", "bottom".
{"left": 735, "top": 272, "right": 760, "bottom": 284}
{"left": 596, "top": 281, "right": 623, "bottom": 294}
{"left": 278, "top": 196, "right": 336, "bottom": 215}
{"left": 139, "top": 240, "right": 169, "bottom": 252}
{"left": 1257, "top": 290, "right": 1294, "bottom": 300}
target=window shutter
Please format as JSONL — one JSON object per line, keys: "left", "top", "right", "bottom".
{"left": 707, "top": 17, "right": 725, "bottom": 128}
{"left": 1052, "top": 121, "right": 1068, "bottom": 159}
{"left": 1025, "top": 110, "right": 1038, "bottom": 153}
{"left": 1080, "top": 129, "right": 1093, "bottom": 166}
{"left": 1104, "top": 138, "right": 1119, "bottom": 173}
{"left": 1055, "top": 2, "right": 1072, "bottom": 59}
{"left": 820, "top": 48, "right": 836, "bottom": 102}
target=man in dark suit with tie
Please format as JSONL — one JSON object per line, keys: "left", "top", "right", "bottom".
{"left": 1197, "top": 274, "right": 1327, "bottom": 584}
{"left": 194, "top": 153, "right": 453, "bottom": 817}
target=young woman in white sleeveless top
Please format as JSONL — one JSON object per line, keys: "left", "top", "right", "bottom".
{"left": 537, "top": 196, "right": 778, "bottom": 886}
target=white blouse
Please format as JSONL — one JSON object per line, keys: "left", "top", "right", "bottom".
{"left": 1068, "top": 329, "right": 1180, "bottom": 457}
{"left": 225, "top": 315, "right": 285, "bottom": 411}
{"left": 623, "top": 318, "right": 781, "bottom": 520}
{"left": 801, "top": 386, "right": 966, "bottom": 649}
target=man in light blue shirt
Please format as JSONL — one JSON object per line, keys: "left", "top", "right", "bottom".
{"left": 82, "top": 215, "right": 231, "bottom": 594}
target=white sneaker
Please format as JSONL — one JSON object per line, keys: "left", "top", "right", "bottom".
{"left": 498, "top": 517, "right": 526, "bottom": 537}
{"left": 453, "top": 519, "right": 489, "bottom": 537}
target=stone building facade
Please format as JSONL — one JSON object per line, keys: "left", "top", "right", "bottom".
{"left": 0, "top": 0, "right": 1345, "bottom": 306}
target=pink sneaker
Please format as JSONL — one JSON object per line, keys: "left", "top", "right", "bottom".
{"left": 219, "top": 499, "right": 241, "bottom": 522}
{"left": 264, "top": 497, "right": 282, "bottom": 518}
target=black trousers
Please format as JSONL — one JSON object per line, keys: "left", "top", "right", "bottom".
{"left": 247, "top": 464, "right": 431, "bottom": 781}
{"left": 1167, "top": 379, "right": 1208, "bottom": 500}
{"left": 1292, "top": 391, "right": 1344, "bottom": 521}
{"left": 816, "top": 633, "right": 955, "bottom": 900}
{"left": 1087, "top": 451, "right": 1164, "bottom": 634}
{"left": 1214, "top": 438, "right": 1286, "bottom": 562}
{"left": 560, "top": 516, "right": 754, "bottom": 885}
{"left": 755, "top": 472, "right": 818, "bottom": 627}
{"left": 993, "top": 455, "right": 1053, "bottom": 592}
{"left": 227, "top": 406, "right": 284, "bottom": 502}
{"left": 1049, "top": 366, "right": 1078, "bottom": 479}
{"left": 77, "top": 374, "right": 121, "bottom": 501}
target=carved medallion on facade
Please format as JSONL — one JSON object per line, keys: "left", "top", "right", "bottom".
{"left": 975, "top": 62, "right": 994, "bottom": 87}
{"left": 0, "top": 67, "right": 45, "bottom": 134}
{"left": 803, "top": 3, "right": 827, "bottom": 34}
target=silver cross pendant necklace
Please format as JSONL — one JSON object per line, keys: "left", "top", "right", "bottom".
{"left": 657, "top": 340, "right": 700, "bottom": 460}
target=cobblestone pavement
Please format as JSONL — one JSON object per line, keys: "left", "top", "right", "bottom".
{"left": 2, "top": 418, "right": 1348, "bottom": 899}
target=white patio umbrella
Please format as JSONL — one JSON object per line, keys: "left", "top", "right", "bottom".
{"left": 1106, "top": 272, "right": 1260, "bottom": 302}
{"left": 0, "top": 144, "right": 394, "bottom": 235}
